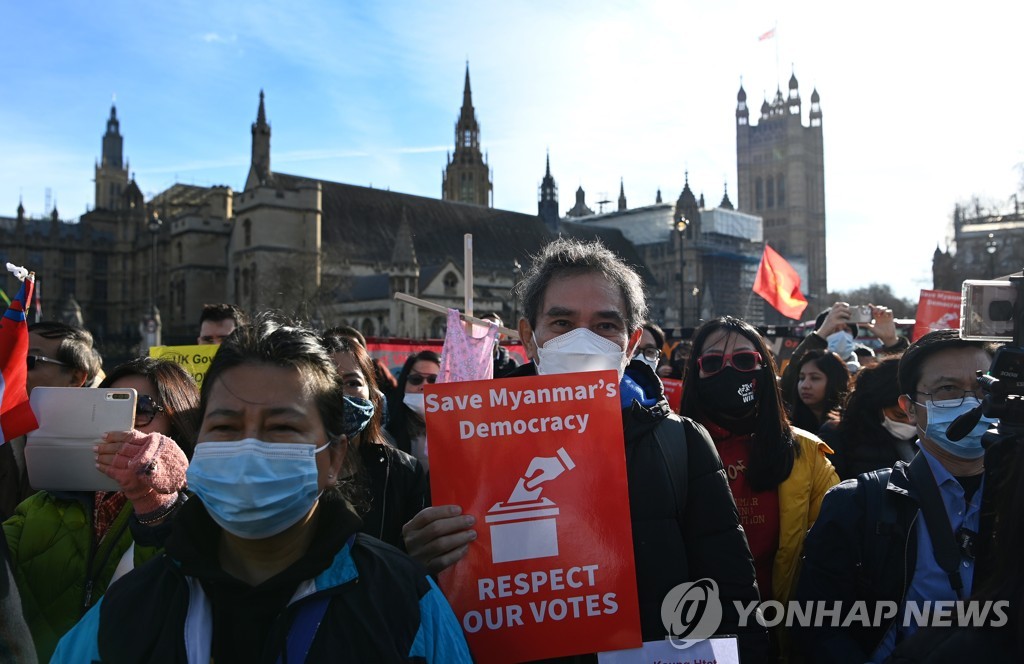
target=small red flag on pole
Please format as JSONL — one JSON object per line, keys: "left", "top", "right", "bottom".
{"left": 0, "top": 264, "right": 39, "bottom": 444}
{"left": 758, "top": 27, "right": 776, "bottom": 41}
{"left": 753, "top": 244, "right": 808, "bottom": 320}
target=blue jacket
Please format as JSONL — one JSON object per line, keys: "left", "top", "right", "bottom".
{"left": 53, "top": 496, "right": 471, "bottom": 663}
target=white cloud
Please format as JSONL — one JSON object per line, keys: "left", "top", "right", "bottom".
{"left": 200, "top": 32, "right": 237, "bottom": 44}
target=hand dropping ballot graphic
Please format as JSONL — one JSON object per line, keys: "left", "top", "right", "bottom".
{"left": 488, "top": 447, "right": 575, "bottom": 563}
{"left": 426, "top": 370, "right": 641, "bottom": 663}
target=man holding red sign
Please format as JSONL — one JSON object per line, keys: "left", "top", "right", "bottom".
{"left": 403, "top": 239, "right": 768, "bottom": 661}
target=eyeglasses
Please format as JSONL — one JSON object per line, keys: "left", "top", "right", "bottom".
{"left": 914, "top": 387, "right": 985, "bottom": 409}
{"left": 135, "top": 395, "right": 166, "bottom": 427}
{"left": 697, "top": 351, "right": 764, "bottom": 376}
{"left": 26, "top": 355, "right": 69, "bottom": 370}
{"left": 406, "top": 373, "right": 438, "bottom": 386}
{"left": 636, "top": 348, "right": 662, "bottom": 362}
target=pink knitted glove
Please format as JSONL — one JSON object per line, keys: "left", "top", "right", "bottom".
{"left": 95, "top": 430, "right": 189, "bottom": 515}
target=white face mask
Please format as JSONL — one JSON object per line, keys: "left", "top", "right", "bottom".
{"left": 534, "top": 328, "right": 632, "bottom": 379}
{"left": 403, "top": 392, "right": 426, "bottom": 418}
{"left": 881, "top": 414, "right": 917, "bottom": 441}
{"left": 635, "top": 354, "right": 660, "bottom": 373}
{"left": 826, "top": 330, "right": 856, "bottom": 360}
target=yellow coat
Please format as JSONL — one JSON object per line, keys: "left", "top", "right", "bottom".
{"left": 772, "top": 428, "right": 839, "bottom": 605}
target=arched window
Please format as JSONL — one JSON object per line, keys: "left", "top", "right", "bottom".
{"left": 430, "top": 315, "right": 447, "bottom": 338}
{"left": 243, "top": 219, "right": 252, "bottom": 247}
{"left": 755, "top": 178, "right": 764, "bottom": 210}
{"left": 176, "top": 242, "right": 183, "bottom": 264}
{"left": 777, "top": 174, "right": 786, "bottom": 207}
{"left": 443, "top": 272, "right": 458, "bottom": 295}
{"left": 766, "top": 176, "right": 775, "bottom": 208}
{"left": 361, "top": 318, "right": 375, "bottom": 336}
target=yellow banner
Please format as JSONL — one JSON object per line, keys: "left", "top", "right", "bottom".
{"left": 148, "top": 344, "right": 219, "bottom": 388}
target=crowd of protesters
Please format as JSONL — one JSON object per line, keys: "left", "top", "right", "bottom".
{"left": 0, "top": 237, "right": 1018, "bottom": 662}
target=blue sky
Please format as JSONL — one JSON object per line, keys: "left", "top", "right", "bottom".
{"left": 2, "top": 1, "right": 1022, "bottom": 301}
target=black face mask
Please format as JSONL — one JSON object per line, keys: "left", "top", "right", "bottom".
{"left": 696, "top": 367, "right": 759, "bottom": 417}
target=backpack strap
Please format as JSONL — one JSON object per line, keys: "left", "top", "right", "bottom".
{"left": 906, "top": 453, "right": 965, "bottom": 599}
{"left": 0, "top": 526, "right": 11, "bottom": 601}
{"left": 859, "top": 467, "right": 897, "bottom": 592}
{"left": 652, "top": 415, "right": 689, "bottom": 526}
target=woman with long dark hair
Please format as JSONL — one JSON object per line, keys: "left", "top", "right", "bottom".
{"left": 786, "top": 349, "right": 851, "bottom": 437}
{"left": 679, "top": 317, "right": 838, "bottom": 660}
{"left": 830, "top": 356, "right": 916, "bottom": 480}
{"left": 321, "top": 332, "right": 428, "bottom": 550}
{"left": 385, "top": 350, "right": 440, "bottom": 470}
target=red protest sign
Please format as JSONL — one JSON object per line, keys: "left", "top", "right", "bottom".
{"left": 912, "top": 290, "right": 961, "bottom": 341}
{"left": 661, "top": 378, "right": 682, "bottom": 412}
{"left": 426, "top": 370, "right": 642, "bottom": 662}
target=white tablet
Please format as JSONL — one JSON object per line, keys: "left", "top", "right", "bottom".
{"left": 25, "top": 387, "right": 137, "bottom": 492}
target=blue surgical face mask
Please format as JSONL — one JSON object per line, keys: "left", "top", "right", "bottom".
{"left": 918, "top": 397, "right": 995, "bottom": 460}
{"left": 826, "top": 330, "right": 856, "bottom": 359}
{"left": 342, "top": 396, "right": 375, "bottom": 439}
{"left": 186, "top": 439, "right": 331, "bottom": 539}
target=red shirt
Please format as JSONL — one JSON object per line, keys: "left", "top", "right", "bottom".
{"left": 703, "top": 419, "right": 780, "bottom": 600}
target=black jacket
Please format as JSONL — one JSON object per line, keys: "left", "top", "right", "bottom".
{"left": 385, "top": 403, "right": 423, "bottom": 458}
{"left": 829, "top": 426, "right": 914, "bottom": 481}
{"left": 794, "top": 459, "right": 923, "bottom": 663}
{"left": 887, "top": 624, "right": 1018, "bottom": 663}
{"left": 358, "top": 440, "right": 429, "bottom": 551}
{"left": 492, "top": 344, "right": 520, "bottom": 378}
{"left": 509, "top": 363, "right": 769, "bottom": 662}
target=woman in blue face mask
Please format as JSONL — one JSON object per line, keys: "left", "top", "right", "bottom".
{"left": 52, "top": 315, "right": 471, "bottom": 664}
{"left": 322, "top": 332, "right": 429, "bottom": 551}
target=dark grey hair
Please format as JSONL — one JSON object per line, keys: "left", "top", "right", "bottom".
{"left": 516, "top": 238, "right": 648, "bottom": 333}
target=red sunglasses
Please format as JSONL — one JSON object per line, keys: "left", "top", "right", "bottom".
{"left": 697, "top": 351, "right": 764, "bottom": 376}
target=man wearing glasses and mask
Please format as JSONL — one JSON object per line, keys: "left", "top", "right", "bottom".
{"left": 1, "top": 323, "right": 101, "bottom": 520}
{"left": 401, "top": 238, "right": 768, "bottom": 661}
{"left": 796, "top": 329, "right": 998, "bottom": 663}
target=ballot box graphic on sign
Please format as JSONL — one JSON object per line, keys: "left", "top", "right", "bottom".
{"left": 486, "top": 448, "right": 575, "bottom": 563}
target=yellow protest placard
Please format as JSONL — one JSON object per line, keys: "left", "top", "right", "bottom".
{"left": 148, "top": 344, "right": 219, "bottom": 388}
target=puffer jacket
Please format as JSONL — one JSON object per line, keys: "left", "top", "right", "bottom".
{"left": 773, "top": 427, "right": 839, "bottom": 605}
{"left": 2, "top": 491, "right": 159, "bottom": 663}
{"left": 52, "top": 493, "right": 472, "bottom": 663}
{"left": 508, "top": 362, "right": 770, "bottom": 662}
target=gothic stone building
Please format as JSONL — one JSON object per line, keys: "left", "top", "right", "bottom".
{"left": 932, "top": 202, "right": 1024, "bottom": 291}
{"left": 2, "top": 65, "right": 824, "bottom": 359}
{"left": 735, "top": 72, "right": 826, "bottom": 317}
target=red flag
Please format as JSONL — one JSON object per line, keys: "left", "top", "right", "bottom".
{"left": 758, "top": 27, "right": 776, "bottom": 41}
{"left": 753, "top": 244, "right": 808, "bottom": 320}
{"left": 0, "top": 272, "right": 39, "bottom": 443}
